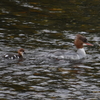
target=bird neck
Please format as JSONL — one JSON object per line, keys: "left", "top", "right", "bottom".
{"left": 18, "top": 52, "right": 23, "bottom": 57}
{"left": 77, "top": 48, "right": 86, "bottom": 58}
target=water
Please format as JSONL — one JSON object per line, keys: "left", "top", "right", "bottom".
{"left": 0, "top": 0, "right": 100, "bottom": 100}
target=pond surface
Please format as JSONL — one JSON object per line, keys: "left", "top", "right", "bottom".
{"left": 0, "top": 0, "right": 100, "bottom": 100}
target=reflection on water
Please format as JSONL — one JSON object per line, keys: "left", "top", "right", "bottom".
{"left": 0, "top": 0, "right": 100, "bottom": 100}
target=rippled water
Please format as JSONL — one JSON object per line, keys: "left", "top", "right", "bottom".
{"left": 0, "top": 0, "right": 100, "bottom": 100}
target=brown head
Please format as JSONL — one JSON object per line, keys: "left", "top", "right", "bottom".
{"left": 74, "top": 34, "right": 93, "bottom": 48}
{"left": 18, "top": 48, "right": 25, "bottom": 57}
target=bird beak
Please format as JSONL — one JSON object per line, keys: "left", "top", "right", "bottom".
{"left": 84, "top": 42, "right": 93, "bottom": 46}
{"left": 24, "top": 51, "right": 26, "bottom": 54}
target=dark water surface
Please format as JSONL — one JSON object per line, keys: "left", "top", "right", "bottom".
{"left": 0, "top": 0, "right": 100, "bottom": 100}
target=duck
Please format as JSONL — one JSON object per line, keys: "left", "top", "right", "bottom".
{"left": 49, "top": 34, "right": 93, "bottom": 60}
{"left": 4, "top": 48, "right": 25, "bottom": 59}
{"left": 73, "top": 34, "right": 93, "bottom": 59}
